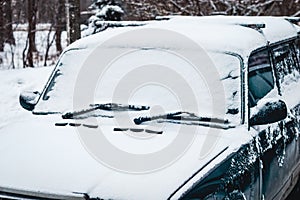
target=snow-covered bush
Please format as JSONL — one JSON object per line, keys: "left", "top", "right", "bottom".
{"left": 83, "top": 0, "right": 124, "bottom": 36}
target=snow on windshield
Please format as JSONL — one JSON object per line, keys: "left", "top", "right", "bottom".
{"left": 34, "top": 48, "right": 241, "bottom": 124}
{"left": 34, "top": 49, "right": 92, "bottom": 112}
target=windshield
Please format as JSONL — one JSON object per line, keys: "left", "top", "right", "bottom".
{"left": 35, "top": 49, "right": 91, "bottom": 112}
{"left": 34, "top": 49, "right": 241, "bottom": 124}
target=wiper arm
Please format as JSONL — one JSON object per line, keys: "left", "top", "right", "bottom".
{"left": 62, "top": 103, "right": 150, "bottom": 119}
{"left": 134, "top": 111, "right": 229, "bottom": 125}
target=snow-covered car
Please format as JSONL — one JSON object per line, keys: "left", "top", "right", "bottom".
{"left": 1, "top": 16, "right": 300, "bottom": 200}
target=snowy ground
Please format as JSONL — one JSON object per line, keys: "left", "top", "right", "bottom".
{"left": 0, "top": 66, "right": 54, "bottom": 128}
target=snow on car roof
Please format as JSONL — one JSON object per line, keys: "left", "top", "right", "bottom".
{"left": 164, "top": 15, "right": 299, "bottom": 43}
{"left": 67, "top": 16, "right": 299, "bottom": 58}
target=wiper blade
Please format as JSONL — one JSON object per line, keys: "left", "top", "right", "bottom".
{"left": 62, "top": 103, "right": 150, "bottom": 119}
{"left": 134, "top": 111, "right": 229, "bottom": 125}
{"left": 90, "top": 103, "right": 150, "bottom": 111}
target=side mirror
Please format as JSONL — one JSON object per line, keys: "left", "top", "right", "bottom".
{"left": 250, "top": 99, "right": 288, "bottom": 126}
{"left": 19, "top": 91, "right": 40, "bottom": 111}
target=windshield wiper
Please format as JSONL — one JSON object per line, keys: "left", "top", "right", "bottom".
{"left": 90, "top": 103, "right": 149, "bottom": 111}
{"left": 62, "top": 103, "right": 150, "bottom": 119}
{"left": 134, "top": 111, "right": 232, "bottom": 129}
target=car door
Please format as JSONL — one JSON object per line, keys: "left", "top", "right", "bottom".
{"left": 248, "top": 48, "right": 280, "bottom": 200}
{"left": 266, "top": 41, "right": 300, "bottom": 200}
{"left": 248, "top": 42, "right": 300, "bottom": 200}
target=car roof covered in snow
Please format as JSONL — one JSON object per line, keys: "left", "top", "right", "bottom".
{"left": 163, "top": 15, "right": 299, "bottom": 44}
{"left": 67, "top": 16, "right": 299, "bottom": 58}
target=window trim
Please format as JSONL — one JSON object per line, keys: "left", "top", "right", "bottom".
{"left": 247, "top": 47, "right": 276, "bottom": 104}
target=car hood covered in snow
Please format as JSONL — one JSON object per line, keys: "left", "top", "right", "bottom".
{"left": 0, "top": 113, "right": 251, "bottom": 199}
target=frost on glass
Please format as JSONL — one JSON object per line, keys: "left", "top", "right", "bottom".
{"left": 34, "top": 49, "right": 91, "bottom": 112}
{"left": 295, "top": 39, "right": 300, "bottom": 69}
{"left": 273, "top": 43, "right": 299, "bottom": 84}
{"left": 209, "top": 53, "right": 241, "bottom": 124}
{"left": 34, "top": 50, "right": 242, "bottom": 125}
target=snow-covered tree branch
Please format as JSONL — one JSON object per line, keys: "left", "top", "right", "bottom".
{"left": 122, "top": 0, "right": 300, "bottom": 20}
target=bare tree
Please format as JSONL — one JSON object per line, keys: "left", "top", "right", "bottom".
{"left": 0, "top": 1, "right": 4, "bottom": 52}
{"left": 3, "top": 0, "right": 15, "bottom": 45}
{"left": 44, "top": 25, "right": 56, "bottom": 66}
{"left": 55, "top": 0, "right": 65, "bottom": 54}
{"left": 66, "top": 0, "right": 81, "bottom": 44}
{"left": 0, "top": 0, "right": 15, "bottom": 51}
{"left": 25, "top": 0, "right": 38, "bottom": 67}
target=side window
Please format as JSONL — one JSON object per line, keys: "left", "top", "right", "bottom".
{"left": 295, "top": 39, "right": 300, "bottom": 66}
{"left": 248, "top": 50, "right": 275, "bottom": 108}
{"left": 272, "top": 43, "right": 299, "bottom": 83}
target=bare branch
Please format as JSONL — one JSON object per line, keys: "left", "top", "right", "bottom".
{"left": 209, "top": 0, "right": 217, "bottom": 11}
{"left": 168, "top": 0, "right": 193, "bottom": 15}
{"left": 292, "top": 10, "right": 300, "bottom": 17}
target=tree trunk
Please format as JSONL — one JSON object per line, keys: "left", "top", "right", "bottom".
{"left": 32, "top": 0, "right": 37, "bottom": 52}
{"left": 3, "top": 0, "right": 15, "bottom": 45}
{"left": 26, "top": 0, "right": 37, "bottom": 67}
{"left": 55, "top": 28, "right": 62, "bottom": 53}
{"left": 0, "top": 0, "right": 4, "bottom": 52}
{"left": 66, "top": 0, "right": 81, "bottom": 44}
{"left": 55, "top": 0, "right": 65, "bottom": 54}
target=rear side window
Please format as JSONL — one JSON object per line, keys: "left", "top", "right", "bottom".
{"left": 295, "top": 39, "right": 300, "bottom": 66}
{"left": 248, "top": 50, "right": 274, "bottom": 107}
{"left": 272, "top": 43, "right": 299, "bottom": 83}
